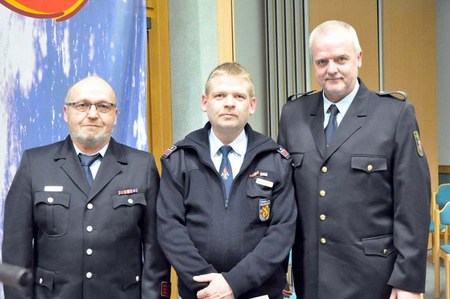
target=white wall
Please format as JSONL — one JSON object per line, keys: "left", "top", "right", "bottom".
{"left": 169, "top": 0, "right": 218, "bottom": 143}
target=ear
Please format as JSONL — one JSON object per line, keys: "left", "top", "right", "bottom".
{"left": 113, "top": 108, "right": 118, "bottom": 125}
{"left": 201, "top": 94, "right": 208, "bottom": 112}
{"left": 249, "top": 97, "right": 257, "bottom": 115}
{"left": 357, "top": 50, "right": 363, "bottom": 68}
{"left": 63, "top": 105, "right": 69, "bottom": 122}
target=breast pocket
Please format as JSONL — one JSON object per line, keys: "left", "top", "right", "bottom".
{"left": 112, "top": 193, "right": 147, "bottom": 237}
{"left": 246, "top": 177, "right": 273, "bottom": 225}
{"left": 34, "top": 192, "right": 70, "bottom": 236}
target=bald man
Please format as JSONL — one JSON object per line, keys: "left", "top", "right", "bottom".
{"left": 3, "top": 76, "right": 171, "bottom": 299}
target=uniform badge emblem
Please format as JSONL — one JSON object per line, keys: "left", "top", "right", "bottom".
{"left": 118, "top": 188, "right": 138, "bottom": 195}
{"left": 413, "top": 131, "right": 424, "bottom": 157}
{"left": 161, "top": 281, "right": 171, "bottom": 297}
{"left": 259, "top": 199, "right": 271, "bottom": 221}
{"left": 163, "top": 145, "right": 177, "bottom": 158}
{"left": 221, "top": 167, "right": 230, "bottom": 180}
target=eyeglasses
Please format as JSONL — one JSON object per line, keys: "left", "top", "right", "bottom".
{"left": 66, "top": 101, "right": 116, "bottom": 113}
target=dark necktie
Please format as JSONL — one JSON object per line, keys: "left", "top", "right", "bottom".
{"left": 219, "top": 146, "right": 233, "bottom": 202}
{"left": 78, "top": 153, "right": 101, "bottom": 187}
{"left": 325, "top": 104, "right": 339, "bottom": 146}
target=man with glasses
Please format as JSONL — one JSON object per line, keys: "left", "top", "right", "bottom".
{"left": 2, "top": 75, "right": 171, "bottom": 299}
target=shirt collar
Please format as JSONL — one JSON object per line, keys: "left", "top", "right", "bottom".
{"left": 73, "top": 142, "right": 109, "bottom": 157}
{"left": 323, "top": 80, "right": 360, "bottom": 116}
{"left": 209, "top": 128, "right": 247, "bottom": 157}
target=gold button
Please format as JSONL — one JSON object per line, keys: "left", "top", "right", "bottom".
{"left": 319, "top": 190, "right": 326, "bottom": 197}
{"left": 320, "top": 214, "right": 326, "bottom": 221}
{"left": 367, "top": 165, "right": 373, "bottom": 172}
{"left": 383, "top": 248, "right": 388, "bottom": 255}
{"left": 320, "top": 238, "right": 327, "bottom": 244}
{"left": 321, "top": 166, "right": 328, "bottom": 173}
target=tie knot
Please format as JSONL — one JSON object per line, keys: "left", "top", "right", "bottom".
{"left": 219, "top": 146, "right": 233, "bottom": 158}
{"left": 328, "top": 104, "right": 339, "bottom": 116}
{"left": 78, "top": 153, "right": 101, "bottom": 167}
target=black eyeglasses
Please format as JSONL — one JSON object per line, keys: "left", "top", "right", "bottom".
{"left": 65, "top": 101, "right": 116, "bottom": 113}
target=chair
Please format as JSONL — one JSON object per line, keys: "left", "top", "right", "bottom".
{"left": 431, "top": 184, "right": 450, "bottom": 263}
{"left": 434, "top": 201, "right": 450, "bottom": 299}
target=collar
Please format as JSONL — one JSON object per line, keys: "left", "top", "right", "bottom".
{"left": 73, "top": 142, "right": 109, "bottom": 157}
{"left": 209, "top": 128, "right": 247, "bottom": 158}
{"left": 323, "top": 79, "right": 360, "bottom": 117}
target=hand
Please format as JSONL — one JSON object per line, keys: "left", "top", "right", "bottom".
{"left": 282, "top": 283, "right": 293, "bottom": 297}
{"left": 389, "top": 288, "right": 421, "bottom": 299}
{"left": 193, "top": 273, "right": 234, "bottom": 299}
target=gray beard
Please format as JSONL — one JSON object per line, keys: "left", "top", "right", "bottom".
{"left": 70, "top": 131, "right": 110, "bottom": 147}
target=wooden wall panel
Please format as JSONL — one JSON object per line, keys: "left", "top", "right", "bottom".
{"left": 383, "top": 0, "right": 438, "bottom": 190}
{"left": 146, "top": 0, "right": 173, "bottom": 172}
{"left": 309, "top": 0, "right": 379, "bottom": 91}
{"left": 217, "top": 0, "right": 235, "bottom": 63}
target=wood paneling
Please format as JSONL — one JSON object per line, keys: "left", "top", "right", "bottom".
{"left": 146, "top": 1, "right": 176, "bottom": 295}
{"left": 309, "top": 0, "right": 379, "bottom": 91}
{"left": 146, "top": 0, "right": 173, "bottom": 172}
{"left": 216, "top": 0, "right": 235, "bottom": 63}
{"left": 383, "top": 0, "right": 438, "bottom": 190}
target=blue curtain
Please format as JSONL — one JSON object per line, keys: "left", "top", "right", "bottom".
{"left": 0, "top": 0, "right": 147, "bottom": 294}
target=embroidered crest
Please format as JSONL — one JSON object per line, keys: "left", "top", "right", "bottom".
{"left": 413, "top": 131, "right": 424, "bottom": 157}
{"left": 259, "top": 199, "right": 271, "bottom": 221}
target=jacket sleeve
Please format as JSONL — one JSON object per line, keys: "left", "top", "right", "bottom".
{"left": 156, "top": 156, "right": 217, "bottom": 292}
{"left": 222, "top": 156, "right": 297, "bottom": 297}
{"left": 387, "top": 102, "right": 431, "bottom": 293}
{"left": 141, "top": 154, "right": 172, "bottom": 298}
{"left": 2, "top": 151, "right": 34, "bottom": 299}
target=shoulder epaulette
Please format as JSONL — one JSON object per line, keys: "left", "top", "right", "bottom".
{"left": 162, "top": 145, "right": 178, "bottom": 158}
{"left": 277, "top": 146, "right": 290, "bottom": 159}
{"left": 376, "top": 90, "right": 407, "bottom": 101}
{"left": 288, "top": 90, "right": 316, "bottom": 102}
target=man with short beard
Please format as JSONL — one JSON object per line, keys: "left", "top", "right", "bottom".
{"left": 2, "top": 75, "right": 171, "bottom": 299}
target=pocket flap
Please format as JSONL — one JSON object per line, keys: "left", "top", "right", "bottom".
{"left": 112, "top": 193, "right": 146, "bottom": 209}
{"left": 351, "top": 156, "right": 387, "bottom": 173}
{"left": 291, "top": 153, "right": 304, "bottom": 168}
{"left": 34, "top": 267, "right": 55, "bottom": 290}
{"left": 35, "top": 192, "right": 70, "bottom": 208}
{"left": 362, "top": 234, "right": 395, "bottom": 257}
{"left": 123, "top": 266, "right": 141, "bottom": 290}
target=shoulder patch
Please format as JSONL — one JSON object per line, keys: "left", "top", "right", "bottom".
{"left": 376, "top": 90, "right": 407, "bottom": 101}
{"left": 288, "top": 90, "right": 316, "bottom": 102}
{"left": 162, "top": 145, "right": 177, "bottom": 158}
{"left": 413, "top": 131, "right": 424, "bottom": 157}
{"left": 277, "top": 146, "right": 290, "bottom": 159}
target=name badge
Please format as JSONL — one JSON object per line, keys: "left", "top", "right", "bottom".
{"left": 255, "top": 178, "right": 273, "bottom": 188}
{"left": 44, "top": 186, "right": 63, "bottom": 192}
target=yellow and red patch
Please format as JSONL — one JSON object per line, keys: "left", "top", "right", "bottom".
{"left": 0, "top": 0, "right": 88, "bottom": 21}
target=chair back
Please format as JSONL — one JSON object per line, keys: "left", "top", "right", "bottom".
{"left": 439, "top": 201, "right": 450, "bottom": 226}
{"left": 436, "top": 183, "right": 450, "bottom": 206}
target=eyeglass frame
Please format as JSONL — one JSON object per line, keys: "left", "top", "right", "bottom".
{"left": 65, "top": 101, "right": 117, "bottom": 113}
